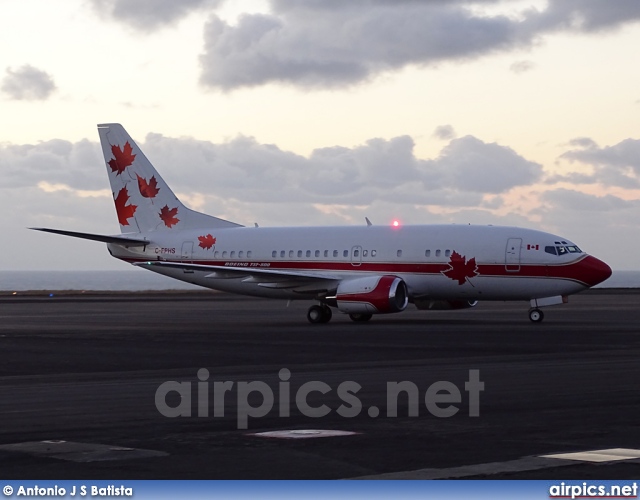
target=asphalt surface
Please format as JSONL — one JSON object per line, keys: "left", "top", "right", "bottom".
{"left": 0, "top": 289, "right": 639, "bottom": 479}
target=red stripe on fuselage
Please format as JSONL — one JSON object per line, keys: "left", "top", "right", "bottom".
{"left": 122, "top": 254, "right": 607, "bottom": 287}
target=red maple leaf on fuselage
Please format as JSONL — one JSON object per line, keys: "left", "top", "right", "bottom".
{"left": 108, "top": 142, "right": 136, "bottom": 175}
{"left": 442, "top": 251, "right": 478, "bottom": 285}
{"left": 136, "top": 174, "right": 160, "bottom": 198}
{"left": 197, "top": 234, "right": 216, "bottom": 250}
{"left": 159, "top": 205, "right": 180, "bottom": 228}
{"left": 114, "top": 187, "right": 137, "bottom": 226}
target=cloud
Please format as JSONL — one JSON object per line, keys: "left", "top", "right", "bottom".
{"left": 509, "top": 60, "right": 535, "bottom": 74}
{"left": 542, "top": 188, "right": 635, "bottom": 212}
{"left": 1, "top": 65, "right": 56, "bottom": 101}
{"left": 200, "top": 4, "right": 526, "bottom": 90}
{"left": 1, "top": 131, "right": 541, "bottom": 223}
{"left": 552, "top": 137, "right": 640, "bottom": 188}
{"left": 88, "top": 0, "right": 222, "bottom": 31}
{"left": 432, "top": 125, "right": 457, "bottom": 141}
{"left": 425, "top": 136, "right": 543, "bottom": 194}
{"left": 199, "top": 0, "right": 640, "bottom": 90}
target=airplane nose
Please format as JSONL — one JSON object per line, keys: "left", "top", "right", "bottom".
{"left": 578, "top": 255, "right": 612, "bottom": 287}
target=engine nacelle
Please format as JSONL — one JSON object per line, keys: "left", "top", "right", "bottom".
{"left": 414, "top": 299, "right": 478, "bottom": 311}
{"left": 329, "top": 275, "right": 408, "bottom": 314}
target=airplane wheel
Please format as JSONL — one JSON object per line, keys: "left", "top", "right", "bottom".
{"left": 320, "top": 305, "right": 333, "bottom": 323}
{"left": 308, "top": 305, "right": 332, "bottom": 324}
{"left": 349, "top": 313, "right": 372, "bottom": 323}
{"left": 529, "top": 308, "right": 544, "bottom": 323}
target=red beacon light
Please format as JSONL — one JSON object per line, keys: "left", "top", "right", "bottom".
{"left": 392, "top": 220, "right": 401, "bottom": 228}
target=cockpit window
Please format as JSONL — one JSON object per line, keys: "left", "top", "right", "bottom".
{"left": 546, "top": 244, "right": 582, "bottom": 257}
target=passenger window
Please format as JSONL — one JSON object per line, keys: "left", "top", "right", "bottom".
{"left": 280, "top": 250, "right": 285, "bottom": 258}
{"left": 272, "top": 251, "right": 277, "bottom": 258}
{"left": 371, "top": 250, "right": 377, "bottom": 257}
{"left": 289, "top": 250, "right": 294, "bottom": 258}
{"left": 333, "top": 250, "right": 338, "bottom": 257}
{"left": 315, "top": 250, "right": 320, "bottom": 257}
{"left": 238, "top": 251, "right": 244, "bottom": 258}
{"left": 306, "top": 250, "right": 311, "bottom": 257}
{"left": 297, "top": 250, "right": 302, "bottom": 258}
{"left": 363, "top": 250, "right": 368, "bottom": 257}
{"left": 247, "top": 251, "right": 252, "bottom": 258}
{"left": 425, "top": 250, "right": 430, "bottom": 257}
{"left": 545, "top": 246, "right": 557, "bottom": 255}
{"left": 445, "top": 249, "right": 451, "bottom": 257}
{"left": 436, "top": 249, "right": 441, "bottom": 257}
{"left": 214, "top": 250, "right": 220, "bottom": 258}
{"left": 324, "top": 250, "right": 329, "bottom": 258}
{"left": 343, "top": 250, "right": 349, "bottom": 257}
{"left": 222, "top": 251, "right": 228, "bottom": 258}
{"left": 397, "top": 250, "right": 402, "bottom": 257}
{"left": 230, "top": 251, "right": 236, "bottom": 258}
{"left": 354, "top": 250, "right": 359, "bottom": 257}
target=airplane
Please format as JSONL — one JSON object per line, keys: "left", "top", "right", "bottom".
{"left": 32, "top": 123, "right": 612, "bottom": 324}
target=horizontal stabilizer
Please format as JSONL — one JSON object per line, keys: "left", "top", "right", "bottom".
{"left": 30, "top": 228, "right": 150, "bottom": 247}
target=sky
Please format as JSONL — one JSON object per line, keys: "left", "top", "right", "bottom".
{"left": 1, "top": 0, "right": 639, "bottom": 271}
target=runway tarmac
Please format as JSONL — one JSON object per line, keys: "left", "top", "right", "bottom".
{"left": 1, "top": 289, "right": 640, "bottom": 479}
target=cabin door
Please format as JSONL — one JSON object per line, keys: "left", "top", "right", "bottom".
{"left": 505, "top": 238, "right": 522, "bottom": 272}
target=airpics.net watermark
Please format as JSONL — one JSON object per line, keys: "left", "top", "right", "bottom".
{"left": 155, "top": 369, "right": 485, "bottom": 429}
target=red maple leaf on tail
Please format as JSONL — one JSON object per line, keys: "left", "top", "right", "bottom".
{"left": 114, "top": 187, "right": 137, "bottom": 226}
{"left": 159, "top": 205, "right": 180, "bottom": 228}
{"left": 136, "top": 174, "right": 160, "bottom": 198}
{"left": 108, "top": 142, "right": 136, "bottom": 175}
{"left": 442, "top": 251, "right": 478, "bottom": 285}
{"left": 198, "top": 234, "right": 216, "bottom": 250}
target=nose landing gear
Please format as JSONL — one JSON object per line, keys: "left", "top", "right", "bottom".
{"left": 528, "top": 308, "right": 544, "bottom": 323}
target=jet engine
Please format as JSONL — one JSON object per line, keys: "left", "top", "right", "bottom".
{"left": 327, "top": 275, "right": 408, "bottom": 314}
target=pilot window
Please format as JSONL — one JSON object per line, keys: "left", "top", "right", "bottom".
{"left": 546, "top": 245, "right": 582, "bottom": 256}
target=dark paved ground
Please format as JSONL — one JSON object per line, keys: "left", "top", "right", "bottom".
{"left": 0, "top": 290, "right": 639, "bottom": 479}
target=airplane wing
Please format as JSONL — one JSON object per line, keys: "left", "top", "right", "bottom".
{"left": 134, "top": 261, "right": 341, "bottom": 293}
{"left": 30, "top": 228, "right": 150, "bottom": 247}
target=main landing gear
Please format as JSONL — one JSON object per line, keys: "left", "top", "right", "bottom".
{"left": 349, "top": 313, "right": 372, "bottom": 323}
{"left": 307, "top": 304, "right": 333, "bottom": 324}
{"left": 528, "top": 308, "right": 544, "bottom": 323}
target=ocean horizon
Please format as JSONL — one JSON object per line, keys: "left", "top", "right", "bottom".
{"left": 0, "top": 269, "right": 638, "bottom": 292}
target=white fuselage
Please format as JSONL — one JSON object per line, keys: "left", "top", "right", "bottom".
{"left": 108, "top": 224, "right": 602, "bottom": 301}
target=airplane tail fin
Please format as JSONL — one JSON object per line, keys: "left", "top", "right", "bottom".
{"left": 97, "top": 123, "right": 242, "bottom": 233}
